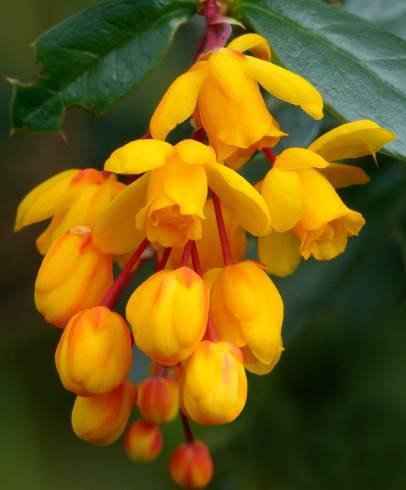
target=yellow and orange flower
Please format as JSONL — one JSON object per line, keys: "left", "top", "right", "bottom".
{"left": 137, "top": 376, "right": 179, "bottom": 424}
{"left": 15, "top": 168, "right": 124, "bottom": 254}
{"left": 259, "top": 120, "right": 396, "bottom": 274}
{"left": 55, "top": 306, "right": 133, "bottom": 395}
{"left": 124, "top": 420, "right": 163, "bottom": 462}
{"left": 71, "top": 379, "right": 137, "bottom": 446}
{"left": 93, "top": 138, "right": 270, "bottom": 251}
{"left": 170, "top": 440, "right": 213, "bottom": 489}
{"left": 151, "top": 33, "right": 323, "bottom": 167}
{"left": 34, "top": 225, "right": 113, "bottom": 328}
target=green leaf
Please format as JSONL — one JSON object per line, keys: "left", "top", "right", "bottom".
{"left": 232, "top": 0, "right": 406, "bottom": 162}
{"left": 10, "top": 0, "right": 196, "bottom": 133}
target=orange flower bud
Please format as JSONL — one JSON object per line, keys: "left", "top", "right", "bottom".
{"left": 170, "top": 441, "right": 213, "bottom": 488}
{"left": 137, "top": 376, "right": 179, "bottom": 424}
{"left": 181, "top": 341, "right": 247, "bottom": 425}
{"left": 55, "top": 306, "right": 132, "bottom": 395}
{"left": 34, "top": 225, "right": 113, "bottom": 328}
{"left": 126, "top": 267, "right": 209, "bottom": 366}
{"left": 71, "top": 379, "right": 136, "bottom": 446}
{"left": 124, "top": 420, "right": 163, "bottom": 462}
{"left": 208, "top": 261, "right": 284, "bottom": 368}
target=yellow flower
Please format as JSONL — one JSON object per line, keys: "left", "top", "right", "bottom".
{"left": 137, "top": 376, "right": 179, "bottom": 424}
{"left": 15, "top": 168, "right": 124, "bottom": 254}
{"left": 55, "top": 306, "right": 133, "bottom": 395}
{"left": 207, "top": 261, "right": 284, "bottom": 371}
{"left": 170, "top": 198, "right": 246, "bottom": 272}
{"left": 124, "top": 421, "right": 163, "bottom": 462}
{"left": 170, "top": 441, "right": 213, "bottom": 489}
{"left": 126, "top": 266, "right": 209, "bottom": 366}
{"left": 71, "top": 379, "right": 137, "bottom": 446}
{"left": 150, "top": 33, "right": 323, "bottom": 166}
{"left": 93, "top": 138, "right": 270, "bottom": 252}
{"left": 34, "top": 225, "right": 113, "bottom": 328}
{"left": 259, "top": 120, "right": 396, "bottom": 273}
{"left": 180, "top": 340, "right": 247, "bottom": 425}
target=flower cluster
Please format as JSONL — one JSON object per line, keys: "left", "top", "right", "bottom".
{"left": 15, "top": 6, "right": 395, "bottom": 487}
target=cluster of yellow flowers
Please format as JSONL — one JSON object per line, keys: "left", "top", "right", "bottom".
{"left": 15, "top": 25, "right": 394, "bottom": 489}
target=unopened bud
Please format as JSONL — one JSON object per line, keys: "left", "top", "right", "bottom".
{"left": 170, "top": 441, "right": 213, "bottom": 488}
{"left": 137, "top": 376, "right": 179, "bottom": 424}
{"left": 124, "top": 420, "right": 162, "bottom": 462}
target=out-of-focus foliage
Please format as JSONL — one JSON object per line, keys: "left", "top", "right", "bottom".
{"left": 1, "top": 1, "right": 405, "bottom": 489}
{"left": 233, "top": 0, "right": 406, "bottom": 161}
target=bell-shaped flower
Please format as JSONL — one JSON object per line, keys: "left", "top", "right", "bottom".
{"left": 207, "top": 261, "right": 284, "bottom": 370}
{"left": 170, "top": 441, "right": 213, "bottom": 489}
{"left": 55, "top": 306, "right": 132, "bottom": 395}
{"left": 93, "top": 138, "right": 270, "bottom": 253}
{"left": 259, "top": 120, "right": 395, "bottom": 272}
{"left": 126, "top": 266, "right": 209, "bottom": 366}
{"left": 35, "top": 225, "right": 113, "bottom": 328}
{"left": 137, "top": 376, "right": 179, "bottom": 424}
{"left": 71, "top": 379, "right": 137, "bottom": 446}
{"left": 170, "top": 198, "right": 246, "bottom": 272}
{"left": 124, "top": 420, "right": 163, "bottom": 462}
{"left": 180, "top": 340, "right": 247, "bottom": 425}
{"left": 15, "top": 168, "right": 124, "bottom": 254}
{"left": 150, "top": 33, "right": 323, "bottom": 166}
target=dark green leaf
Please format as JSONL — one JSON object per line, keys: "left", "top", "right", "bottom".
{"left": 232, "top": 0, "right": 406, "bottom": 162}
{"left": 10, "top": 0, "right": 196, "bottom": 133}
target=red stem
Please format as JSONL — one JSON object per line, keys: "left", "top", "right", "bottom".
{"left": 101, "top": 238, "right": 150, "bottom": 309}
{"left": 263, "top": 147, "right": 276, "bottom": 164}
{"left": 157, "top": 247, "right": 171, "bottom": 271}
{"left": 180, "top": 411, "right": 195, "bottom": 444}
{"left": 180, "top": 240, "right": 193, "bottom": 267}
{"left": 212, "top": 193, "right": 233, "bottom": 266}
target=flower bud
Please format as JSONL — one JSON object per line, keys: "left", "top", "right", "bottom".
{"left": 55, "top": 306, "right": 132, "bottom": 395}
{"left": 71, "top": 379, "right": 136, "bottom": 446}
{"left": 170, "top": 441, "right": 213, "bottom": 488}
{"left": 35, "top": 225, "right": 113, "bottom": 328}
{"left": 181, "top": 341, "right": 247, "bottom": 425}
{"left": 126, "top": 267, "right": 209, "bottom": 366}
{"left": 137, "top": 376, "right": 179, "bottom": 424}
{"left": 124, "top": 420, "right": 163, "bottom": 462}
{"left": 209, "top": 261, "right": 284, "bottom": 367}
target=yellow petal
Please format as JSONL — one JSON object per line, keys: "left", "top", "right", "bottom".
{"left": 105, "top": 139, "right": 175, "bottom": 175}
{"left": 150, "top": 66, "right": 208, "bottom": 140}
{"left": 244, "top": 56, "right": 323, "bottom": 120}
{"left": 308, "top": 120, "right": 396, "bottom": 161}
{"left": 92, "top": 175, "right": 148, "bottom": 254}
{"left": 205, "top": 162, "right": 270, "bottom": 236}
{"left": 318, "top": 163, "right": 370, "bottom": 188}
{"left": 242, "top": 344, "right": 283, "bottom": 376}
{"left": 227, "top": 33, "right": 271, "bottom": 60}
{"left": 275, "top": 148, "right": 329, "bottom": 171}
{"left": 262, "top": 168, "right": 303, "bottom": 232}
{"left": 175, "top": 139, "right": 216, "bottom": 165}
{"left": 208, "top": 51, "right": 249, "bottom": 101}
{"left": 15, "top": 169, "right": 79, "bottom": 231}
{"left": 258, "top": 231, "right": 301, "bottom": 277}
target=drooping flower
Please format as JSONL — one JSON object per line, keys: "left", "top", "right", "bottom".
{"left": 124, "top": 420, "right": 163, "bottom": 462}
{"left": 170, "top": 441, "right": 213, "bottom": 489}
{"left": 259, "top": 120, "right": 396, "bottom": 273}
{"left": 55, "top": 306, "right": 133, "bottom": 395}
{"left": 34, "top": 225, "right": 113, "bottom": 328}
{"left": 15, "top": 168, "right": 124, "bottom": 254}
{"left": 137, "top": 376, "right": 180, "bottom": 424}
{"left": 150, "top": 33, "right": 323, "bottom": 166}
{"left": 92, "top": 138, "right": 270, "bottom": 252}
{"left": 180, "top": 340, "right": 247, "bottom": 425}
{"left": 71, "top": 379, "right": 137, "bottom": 446}
{"left": 207, "top": 261, "right": 284, "bottom": 372}
{"left": 126, "top": 266, "right": 209, "bottom": 366}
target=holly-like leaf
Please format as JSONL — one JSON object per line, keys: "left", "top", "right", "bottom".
{"left": 232, "top": 0, "right": 406, "bottom": 162}
{"left": 10, "top": 0, "right": 196, "bottom": 133}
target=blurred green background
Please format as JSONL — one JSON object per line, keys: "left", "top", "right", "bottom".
{"left": 1, "top": 1, "right": 405, "bottom": 489}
